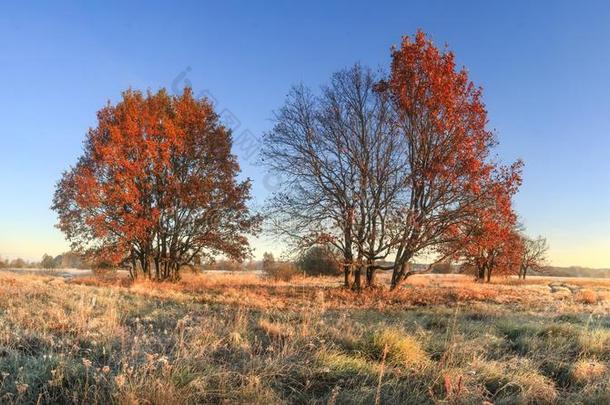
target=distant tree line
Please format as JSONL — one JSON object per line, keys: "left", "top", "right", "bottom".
{"left": 0, "top": 252, "right": 109, "bottom": 270}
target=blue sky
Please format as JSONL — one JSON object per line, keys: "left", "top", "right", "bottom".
{"left": 1, "top": 1, "right": 610, "bottom": 266}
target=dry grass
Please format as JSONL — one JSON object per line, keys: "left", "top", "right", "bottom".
{"left": 571, "top": 359, "right": 607, "bottom": 384}
{"left": 0, "top": 271, "right": 609, "bottom": 404}
{"left": 363, "top": 328, "right": 429, "bottom": 368}
{"left": 575, "top": 289, "right": 599, "bottom": 304}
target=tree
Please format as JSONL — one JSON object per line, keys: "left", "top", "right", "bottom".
{"left": 297, "top": 245, "right": 341, "bottom": 276}
{"left": 518, "top": 235, "right": 549, "bottom": 279}
{"left": 41, "top": 254, "right": 56, "bottom": 269}
{"left": 442, "top": 167, "right": 523, "bottom": 282}
{"left": 53, "top": 88, "right": 260, "bottom": 281}
{"left": 9, "top": 258, "right": 26, "bottom": 269}
{"left": 381, "top": 30, "right": 522, "bottom": 289}
{"left": 58, "top": 252, "right": 85, "bottom": 269}
{"left": 262, "top": 252, "right": 275, "bottom": 272}
{"left": 52, "top": 255, "right": 63, "bottom": 269}
{"left": 262, "top": 65, "right": 404, "bottom": 290}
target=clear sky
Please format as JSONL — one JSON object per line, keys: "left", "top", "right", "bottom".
{"left": 1, "top": 1, "right": 610, "bottom": 267}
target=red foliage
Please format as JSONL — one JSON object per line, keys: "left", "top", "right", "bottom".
{"left": 389, "top": 30, "right": 496, "bottom": 194}
{"left": 53, "top": 88, "right": 260, "bottom": 280}
{"left": 443, "top": 163, "right": 524, "bottom": 281}
{"left": 386, "top": 31, "right": 523, "bottom": 287}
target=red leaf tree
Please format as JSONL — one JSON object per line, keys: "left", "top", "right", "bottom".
{"left": 385, "top": 31, "right": 522, "bottom": 288}
{"left": 442, "top": 163, "right": 523, "bottom": 282}
{"left": 53, "top": 88, "right": 260, "bottom": 280}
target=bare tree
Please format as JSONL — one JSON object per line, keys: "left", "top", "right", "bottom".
{"left": 262, "top": 65, "right": 405, "bottom": 290}
{"left": 518, "top": 235, "right": 549, "bottom": 279}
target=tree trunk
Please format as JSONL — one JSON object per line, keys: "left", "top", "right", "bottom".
{"left": 486, "top": 267, "right": 492, "bottom": 283}
{"left": 365, "top": 258, "right": 378, "bottom": 288}
{"left": 390, "top": 262, "right": 400, "bottom": 290}
{"left": 154, "top": 258, "right": 160, "bottom": 281}
{"left": 343, "top": 264, "right": 352, "bottom": 289}
{"left": 140, "top": 256, "right": 150, "bottom": 278}
{"left": 129, "top": 256, "right": 137, "bottom": 280}
{"left": 353, "top": 266, "right": 363, "bottom": 291}
{"left": 366, "top": 267, "right": 376, "bottom": 287}
{"left": 390, "top": 261, "right": 411, "bottom": 290}
{"left": 476, "top": 266, "right": 485, "bottom": 281}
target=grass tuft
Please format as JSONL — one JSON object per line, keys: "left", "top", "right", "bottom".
{"left": 363, "top": 327, "right": 429, "bottom": 369}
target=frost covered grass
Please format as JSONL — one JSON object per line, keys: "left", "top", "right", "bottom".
{"left": 0, "top": 271, "right": 609, "bottom": 403}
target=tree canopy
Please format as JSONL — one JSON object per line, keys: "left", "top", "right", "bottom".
{"left": 53, "top": 88, "right": 260, "bottom": 280}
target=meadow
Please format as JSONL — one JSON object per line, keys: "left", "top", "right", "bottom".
{"left": 0, "top": 271, "right": 609, "bottom": 404}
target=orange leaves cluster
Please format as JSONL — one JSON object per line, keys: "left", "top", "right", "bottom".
{"left": 53, "top": 88, "right": 259, "bottom": 277}
{"left": 389, "top": 30, "right": 496, "bottom": 192}
{"left": 387, "top": 31, "right": 523, "bottom": 281}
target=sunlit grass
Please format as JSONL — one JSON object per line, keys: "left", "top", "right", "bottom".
{"left": 0, "top": 271, "right": 609, "bottom": 403}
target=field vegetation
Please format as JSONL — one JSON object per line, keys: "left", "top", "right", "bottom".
{"left": 0, "top": 271, "right": 609, "bottom": 404}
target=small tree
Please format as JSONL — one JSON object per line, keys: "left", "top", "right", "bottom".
{"left": 41, "top": 254, "right": 56, "bottom": 269}
{"left": 442, "top": 166, "right": 523, "bottom": 282}
{"left": 518, "top": 235, "right": 549, "bottom": 279}
{"left": 297, "top": 245, "right": 340, "bottom": 276}
{"left": 9, "top": 258, "right": 26, "bottom": 269}
{"left": 262, "top": 252, "right": 275, "bottom": 272}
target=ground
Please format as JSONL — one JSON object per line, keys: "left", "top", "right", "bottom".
{"left": 0, "top": 271, "right": 609, "bottom": 404}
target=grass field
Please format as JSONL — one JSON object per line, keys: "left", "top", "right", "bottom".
{"left": 0, "top": 271, "right": 609, "bottom": 404}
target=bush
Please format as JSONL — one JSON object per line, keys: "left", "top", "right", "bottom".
{"left": 91, "top": 261, "right": 117, "bottom": 276}
{"left": 265, "top": 262, "right": 299, "bottom": 281}
{"left": 297, "top": 246, "right": 340, "bottom": 276}
{"left": 430, "top": 262, "right": 454, "bottom": 274}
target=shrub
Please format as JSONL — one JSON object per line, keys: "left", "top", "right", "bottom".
{"left": 264, "top": 262, "right": 299, "bottom": 281}
{"left": 297, "top": 246, "right": 340, "bottom": 276}
{"left": 431, "top": 262, "right": 454, "bottom": 274}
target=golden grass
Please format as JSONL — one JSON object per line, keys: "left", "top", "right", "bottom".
{"left": 68, "top": 272, "right": 610, "bottom": 319}
{"left": 471, "top": 358, "right": 559, "bottom": 404}
{"left": 575, "top": 289, "right": 599, "bottom": 304}
{"left": 571, "top": 359, "right": 607, "bottom": 384}
{"left": 364, "top": 328, "right": 429, "bottom": 368}
{"left": 1, "top": 271, "right": 610, "bottom": 403}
